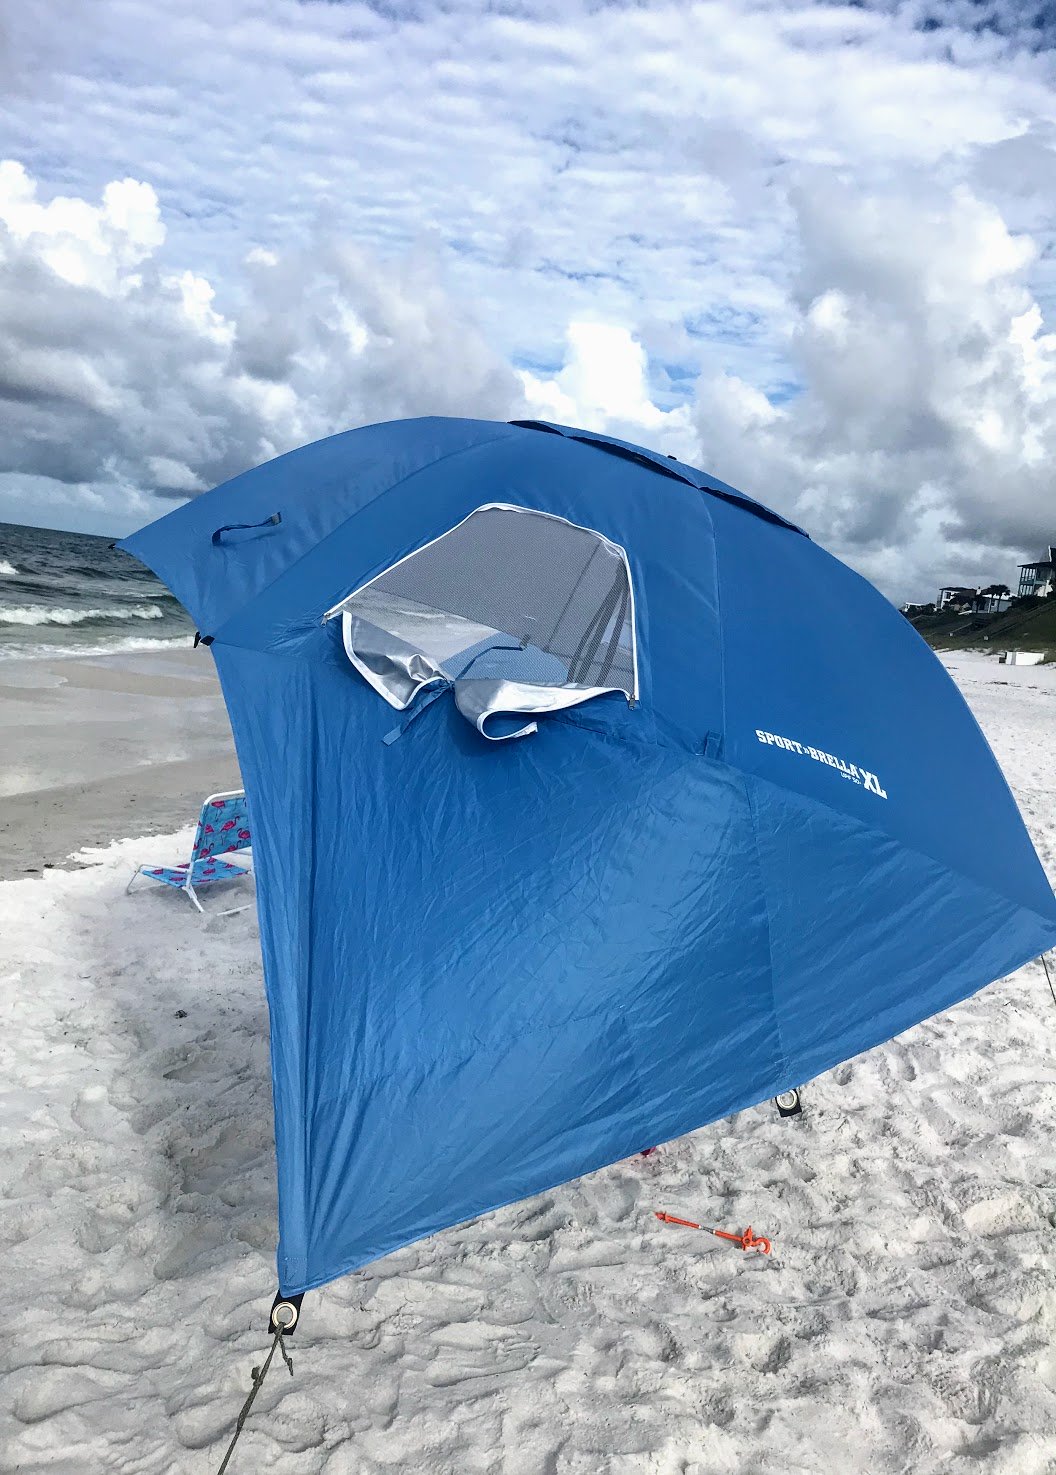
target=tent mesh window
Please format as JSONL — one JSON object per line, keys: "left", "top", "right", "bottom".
{"left": 333, "top": 504, "right": 638, "bottom": 712}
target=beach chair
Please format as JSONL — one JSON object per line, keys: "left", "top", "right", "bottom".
{"left": 126, "top": 789, "right": 253, "bottom": 915}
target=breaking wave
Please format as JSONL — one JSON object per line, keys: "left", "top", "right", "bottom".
{"left": 0, "top": 524, "right": 193, "bottom": 658}
{"left": 0, "top": 603, "right": 166, "bottom": 627}
{"left": 0, "top": 633, "right": 192, "bottom": 662}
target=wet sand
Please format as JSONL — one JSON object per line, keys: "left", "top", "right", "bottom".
{"left": 0, "top": 646, "right": 240, "bottom": 877}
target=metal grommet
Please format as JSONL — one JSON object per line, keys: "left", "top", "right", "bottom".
{"left": 267, "top": 1289, "right": 304, "bottom": 1336}
{"left": 775, "top": 1088, "right": 803, "bottom": 1118}
{"left": 271, "top": 1300, "right": 298, "bottom": 1332}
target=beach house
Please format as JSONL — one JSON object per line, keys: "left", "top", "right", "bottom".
{"left": 1017, "top": 546, "right": 1056, "bottom": 599}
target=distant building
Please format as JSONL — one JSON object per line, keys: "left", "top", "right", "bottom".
{"left": 1018, "top": 546, "right": 1056, "bottom": 599}
{"left": 937, "top": 585, "right": 1011, "bottom": 614}
{"left": 938, "top": 585, "right": 977, "bottom": 611}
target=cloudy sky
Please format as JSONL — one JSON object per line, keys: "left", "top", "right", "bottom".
{"left": 1, "top": 0, "right": 1055, "bottom": 601}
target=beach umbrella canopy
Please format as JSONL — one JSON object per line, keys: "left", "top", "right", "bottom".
{"left": 120, "top": 417, "right": 1056, "bottom": 1297}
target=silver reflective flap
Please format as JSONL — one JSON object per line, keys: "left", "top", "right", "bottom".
{"left": 342, "top": 612, "right": 447, "bottom": 711}
{"left": 452, "top": 678, "right": 619, "bottom": 742}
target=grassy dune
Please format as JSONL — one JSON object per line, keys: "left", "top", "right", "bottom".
{"left": 910, "top": 598, "right": 1056, "bottom": 660}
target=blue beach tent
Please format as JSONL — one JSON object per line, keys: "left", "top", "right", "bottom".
{"left": 120, "top": 418, "right": 1056, "bottom": 1298}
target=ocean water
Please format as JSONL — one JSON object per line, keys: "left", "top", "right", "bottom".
{"left": 0, "top": 521, "right": 194, "bottom": 661}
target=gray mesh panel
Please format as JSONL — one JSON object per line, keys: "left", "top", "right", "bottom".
{"left": 346, "top": 506, "right": 635, "bottom": 694}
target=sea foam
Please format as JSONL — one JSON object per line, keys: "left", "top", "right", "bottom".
{"left": 0, "top": 603, "right": 165, "bottom": 626}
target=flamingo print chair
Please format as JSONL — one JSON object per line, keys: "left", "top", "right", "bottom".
{"left": 127, "top": 790, "right": 253, "bottom": 915}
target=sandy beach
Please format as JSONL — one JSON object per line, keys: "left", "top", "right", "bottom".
{"left": 0, "top": 645, "right": 240, "bottom": 877}
{"left": 6, "top": 6, "right": 1056, "bottom": 1468}
{"left": 0, "top": 649, "right": 1054, "bottom": 1472}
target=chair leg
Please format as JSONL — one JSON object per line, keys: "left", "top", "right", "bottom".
{"left": 214, "top": 872, "right": 255, "bottom": 918}
{"left": 184, "top": 883, "right": 206, "bottom": 915}
{"left": 126, "top": 867, "right": 143, "bottom": 895}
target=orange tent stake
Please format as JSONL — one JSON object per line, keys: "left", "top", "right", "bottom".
{"left": 655, "top": 1211, "right": 701, "bottom": 1229}
{"left": 655, "top": 1210, "right": 771, "bottom": 1254}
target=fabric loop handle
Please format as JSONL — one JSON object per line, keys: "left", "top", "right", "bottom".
{"left": 212, "top": 512, "right": 283, "bottom": 545}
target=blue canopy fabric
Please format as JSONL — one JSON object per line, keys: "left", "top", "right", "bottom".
{"left": 119, "top": 417, "right": 1056, "bottom": 1296}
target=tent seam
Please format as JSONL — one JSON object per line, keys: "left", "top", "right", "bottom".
{"left": 742, "top": 773, "right": 791, "bottom": 1082}
{"left": 511, "top": 420, "right": 808, "bottom": 536}
{"left": 706, "top": 492, "right": 728, "bottom": 767}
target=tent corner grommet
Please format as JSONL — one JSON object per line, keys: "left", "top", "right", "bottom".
{"left": 268, "top": 1291, "right": 304, "bottom": 1335}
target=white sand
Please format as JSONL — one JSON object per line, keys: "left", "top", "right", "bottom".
{"left": 1, "top": 652, "right": 1055, "bottom": 1473}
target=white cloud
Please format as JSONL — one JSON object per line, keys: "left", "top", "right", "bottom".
{"left": 0, "top": 1, "right": 1055, "bottom": 594}
{"left": 690, "top": 181, "right": 1056, "bottom": 597}
{"left": 521, "top": 178, "right": 1056, "bottom": 601}
{"left": 0, "top": 162, "right": 164, "bottom": 292}
{"left": 0, "top": 165, "right": 522, "bottom": 521}
{"left": 521, "top": 322, "right": 694, "bottom": 451}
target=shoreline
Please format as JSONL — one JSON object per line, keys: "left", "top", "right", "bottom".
{"left": 0, "top": 646, "right": 240, "bottom": 878}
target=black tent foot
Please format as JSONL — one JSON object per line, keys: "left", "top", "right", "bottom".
{"left": 774, "top": 1088, "right": 803, "bottom": 1119}
{"left": 268, "top": 1290, "right": 305, "bottom": 1336}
